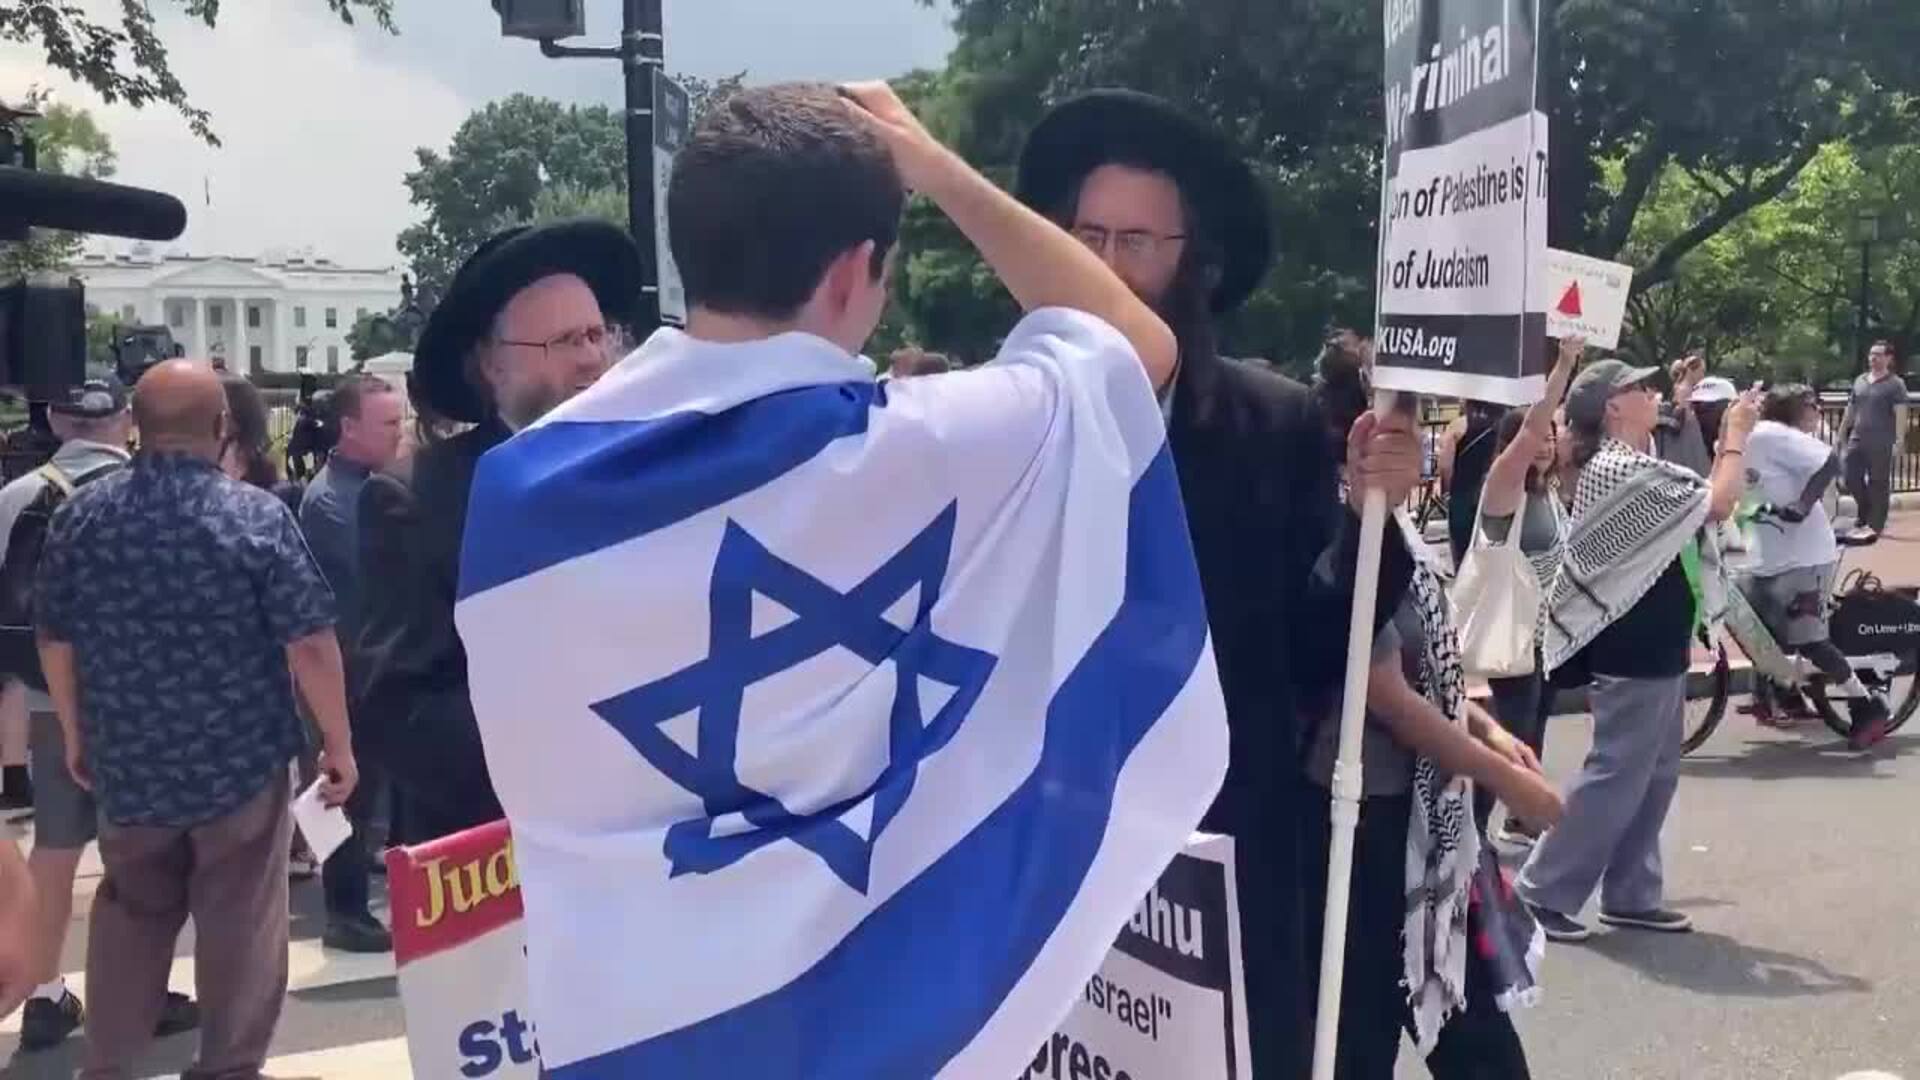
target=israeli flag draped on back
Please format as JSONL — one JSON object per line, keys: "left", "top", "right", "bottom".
{"left": 456, "top": 307, "right": 1228, "bottom": 1078}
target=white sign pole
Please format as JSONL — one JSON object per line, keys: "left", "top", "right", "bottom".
{"left": 1308, "top": 391, "right": 1393, "bottom": 1080}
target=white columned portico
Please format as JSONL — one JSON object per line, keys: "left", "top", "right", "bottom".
{"left": 234, "top": 297, "right": 250, "bottom": 373}
{"left": 193, "top": 296, "right": 209, "bottom": 362}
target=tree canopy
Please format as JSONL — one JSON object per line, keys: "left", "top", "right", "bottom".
{"left": 396, "top": 95, "right": 630, "bottom": 302}
{"left": 881, "top": 0, "right": 1920, "bottom": 377}
{"left": 396, "top": 74, "right": 744, "bottom": 301}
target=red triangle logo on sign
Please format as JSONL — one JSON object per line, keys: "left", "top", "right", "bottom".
{"left": 1556, "top": 281, "right": 1584, "bottom": 317}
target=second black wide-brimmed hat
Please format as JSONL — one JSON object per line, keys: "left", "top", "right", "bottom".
{"left": 412, "top": 219, "right": 644, "bottom": 424}
{"left": 1015, "top": 89, "right": 1273, "bottom": 315}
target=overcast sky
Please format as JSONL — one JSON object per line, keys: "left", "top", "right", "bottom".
{"left": 0, "top": 1, "right": 956, "bottom": 268}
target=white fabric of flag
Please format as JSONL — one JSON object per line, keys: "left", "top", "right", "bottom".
{"left": 455, "top": 307, "right": 1228, "bottom": 1078}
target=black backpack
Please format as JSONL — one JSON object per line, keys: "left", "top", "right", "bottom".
{"left": 0, "top": 461, "right": 123, "bottom": 690}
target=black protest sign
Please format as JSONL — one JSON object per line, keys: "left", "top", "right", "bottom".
{"left": 1375, "top": 0, "right": 1548, "bottom": 405}
{"left": 1022, "top": 838, "right": 1250, "bottom": 1080}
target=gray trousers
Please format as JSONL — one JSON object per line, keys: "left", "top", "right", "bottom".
{"left": 1518, "top": 673, "right": 1684, "bottom": 916}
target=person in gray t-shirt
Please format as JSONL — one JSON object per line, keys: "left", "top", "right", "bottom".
{"left": 1838, "top": 340, "right": 1908, "bottom": 537}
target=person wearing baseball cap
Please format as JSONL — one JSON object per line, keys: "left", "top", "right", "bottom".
{"left": 355, "top": 219, "right": 643, "bottom": 844}
{"left": 0, "top": 376, "right": 202, "bottom": 1051}
{"left": 1016, "top": 90, "right": 1423, "bottom": 1077}
{"left": 1522, "top": 360, "right": 1760, "bottom": 944}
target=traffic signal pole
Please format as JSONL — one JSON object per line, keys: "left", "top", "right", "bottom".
{"left": 537, "top": 0, "right": 666, "bottom": 327}
{"left": 623, "top": 0, "right": 664, "bottom": 328}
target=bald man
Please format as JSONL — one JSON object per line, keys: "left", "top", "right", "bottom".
{"left": 35, "top": 361, "right": 359, "bottom": 1078}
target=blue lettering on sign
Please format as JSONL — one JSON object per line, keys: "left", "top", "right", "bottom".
{"left": 458, "top": 1010, "right": 540, "bottom": 1076}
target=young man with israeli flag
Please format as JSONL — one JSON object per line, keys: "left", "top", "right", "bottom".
{"left": 455, "top": 81, "right": 1231, "bottom": 1077}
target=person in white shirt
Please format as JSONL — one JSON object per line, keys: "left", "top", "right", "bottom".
{"left": 1740, "top": 384, "right": 1886, "bottom": 748}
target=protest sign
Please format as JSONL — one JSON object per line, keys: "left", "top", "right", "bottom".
{"left": 1024, "top": 835, "right": 1251, "bottom": 1080}
{"left": 1541, "top": 248, "right": 1634, "bottom": 350}
{"left": 387, "top": 820, "right": 538, "bottom": 1080}
{"left": 389, "top": 826, "right": 1245, "bottom": 1080}
{"left": 652, "top": 69, "right": 692, "bottom": 326}
{"left": 1375, "top": 0, "right": 1549, "bottom": 405}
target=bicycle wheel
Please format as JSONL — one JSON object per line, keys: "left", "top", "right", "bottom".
{"left": 1681, "top": 643, "right": 1732, "bottom": 755}
{"left": 1808, "top": 646, "right": 1920, "bottom": 738}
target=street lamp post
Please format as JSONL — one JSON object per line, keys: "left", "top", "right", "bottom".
{"left": 1857, "top": 210, "right": 1879, "bottom": 371}
{"left": 499, "top": 0, "right": 667, "bottom": 328}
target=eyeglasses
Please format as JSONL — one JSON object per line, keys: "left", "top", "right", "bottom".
{"left": 1070, "top": 225, "right": 1188, "bottom": 259}
{"left": 496, "top": 323, "right": 612, "bottom": 359}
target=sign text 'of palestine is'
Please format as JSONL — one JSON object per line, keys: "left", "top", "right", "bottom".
{"left": 1385, "top": 151, "right": 1546, "bottom": 294}
{"left": 1384, "top": 0, "right": 1524, "bottom": 151}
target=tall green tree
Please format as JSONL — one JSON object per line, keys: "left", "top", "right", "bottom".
{"left": 1546, "top": 0, "right": 1920, "bottom": 295}
{"left": 1619, "top": 139, "right": 1920, "bottom": 386}
{"left": 2, "top": 0, "right": 394, "bottom": 143}
{"left": 397, "top": 95, "right": 629, "bottom": 300}
{"left": 398, "top": 75, "right": 745, "bottom": 299}
{"left": 895, "top": 0, "right": 1920, "bottom": 371}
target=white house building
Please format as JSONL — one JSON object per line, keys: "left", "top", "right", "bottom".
{"left": 66, "top": 244, "right": 405, "bottom": 375}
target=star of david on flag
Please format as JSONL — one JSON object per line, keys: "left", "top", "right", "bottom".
{"left": 456, "top": 310, "right": 1226, "bottom": 1078}
{"left": 592, "top": 504, "right": 995, "bottom": 893}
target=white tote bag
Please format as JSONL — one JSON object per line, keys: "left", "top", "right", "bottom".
{"left": 1451, "top": 496, "right": 1541, "bottom": 678}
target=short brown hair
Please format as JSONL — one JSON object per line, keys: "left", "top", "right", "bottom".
{"left": 332, "top": 373, "right": 396, "bottom": 423}
{"left": 667, "top": 83, "right": 904, "bottom": 319}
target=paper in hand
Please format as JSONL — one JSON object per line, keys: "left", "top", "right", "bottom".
{"left": 292, "top": 778, "right": 352, "bottom": 864}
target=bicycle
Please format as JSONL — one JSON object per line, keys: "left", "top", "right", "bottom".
{"left": 1681, "top": 524, "right": 1920, "bottom": 754}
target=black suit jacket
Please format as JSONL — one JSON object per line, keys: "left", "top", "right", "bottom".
{"left": 354, "top": 419, "right": 509, "bottom": 843}
{"left": 1167, "top": 349, "right": 1414, "bottom": 1076}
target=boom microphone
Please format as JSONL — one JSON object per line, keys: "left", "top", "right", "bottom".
{"left": 0, "top": 166, "right": 187, "bottom": 241}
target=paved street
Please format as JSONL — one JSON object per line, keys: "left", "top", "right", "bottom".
{"left": 1430, "top": 707, "right": 1919, "bottom": 1080}
{"left": 2, "top": 518, "right": 1917, "bottom": 1078}
{"left": 1398, "top": 510, "right": 1920, "bottom": 1080}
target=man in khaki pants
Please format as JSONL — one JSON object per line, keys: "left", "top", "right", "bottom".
{"left": 35, "top": 361, "right": 358, "bottom": 1079}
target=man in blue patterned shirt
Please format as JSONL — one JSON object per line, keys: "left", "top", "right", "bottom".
{"left": 35, "top": 361, "right": 360, "bottom": 1080}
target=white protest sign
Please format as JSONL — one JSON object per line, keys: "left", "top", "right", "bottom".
{"left": 1540, "top": 248, "right": 1634, "bottom": 349}
{"left": 1375, "top": 0, "right": 1548, "bottom": 406}
{"left": 1023, "top": 835, "right": 1252, "bottom": 1080}
{"left": 387, "top": 820, "right": 539, "bottom": 1080}
{"left": 652, "top": 69, "right": 692, "bottom": 327}
{"left": 389, "top": 829, "right": 1248, "bottom": 1080}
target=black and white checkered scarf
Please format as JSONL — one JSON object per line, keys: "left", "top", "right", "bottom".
{"left": 1397, "top": 513, "right": 1478, "bottom": 1051}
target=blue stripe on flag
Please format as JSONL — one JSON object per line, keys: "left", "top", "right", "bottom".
{"left": 459, "top": 382, "right": 879, "bottom": 601}
{"left": 553, "top": 445, "right": 1208, "bottom": 1078}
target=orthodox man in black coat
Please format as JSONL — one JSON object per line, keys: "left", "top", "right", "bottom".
{"left": 354, "top": 221, "right": 643, "bottom": 844}
{"left": 1016, "top": 91, "right": 1421, "bottom": 1076}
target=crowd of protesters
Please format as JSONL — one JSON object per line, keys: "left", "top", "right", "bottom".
{"left": 0, "top": 76, "right": 1906, "bottom": 1080}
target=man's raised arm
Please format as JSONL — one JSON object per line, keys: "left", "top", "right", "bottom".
{"left": 839, "top": 82, "right": 1177, "bottom": 390}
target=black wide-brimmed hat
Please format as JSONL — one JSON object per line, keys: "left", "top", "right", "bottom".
{"left": 1015, "top": 89, "right": 1272, "bottom": 315}
{"left": 412, "top": 219, "right": 644, "bottom": 424}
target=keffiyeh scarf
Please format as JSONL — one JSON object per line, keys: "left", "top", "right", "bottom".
{"left": 1543, "top": 438, "right": 1713, "bottom": 673}
{"left": 1396, "top": 513, "right": 1480, "bottom": 1051}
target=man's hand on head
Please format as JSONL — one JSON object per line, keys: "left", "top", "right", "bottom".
{"left": 839, "top": 82, "right": 959, "bottom": 196}
{"left": 1347, "top": 409, "right": 1421, "bottom": 511}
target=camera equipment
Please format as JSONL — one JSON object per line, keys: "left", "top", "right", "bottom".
{"left": 1, "top": 101, "right": 189, "bottom": 398}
